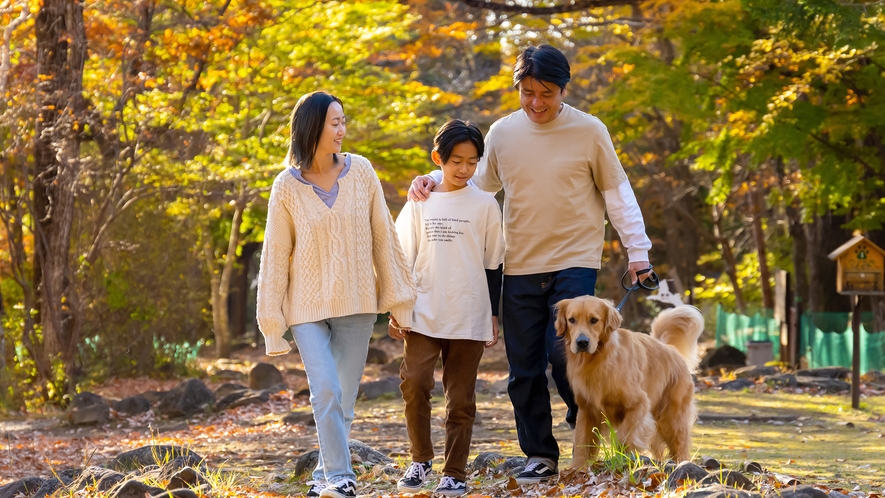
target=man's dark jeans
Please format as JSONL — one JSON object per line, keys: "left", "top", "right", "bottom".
{"left": 502, "top": 267, "right": 597, "bottom": 464}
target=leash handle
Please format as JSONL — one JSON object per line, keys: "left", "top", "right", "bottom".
{"left": 615, "top": 266, "right": 659, "bottom": 312}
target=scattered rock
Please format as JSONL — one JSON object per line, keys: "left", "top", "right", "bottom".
{"left": 157, "top": 455, "right": 206, "bottom": 480}
{"left": 763, "top": 373, "right": 798, "bottom": 388}
{"left": 32, "top": 471, "right": 78, "bottom": 498}
{"left": 107, "top": 446, "right": 202, "bottom": 472}
{"left": 718, "top": 378, "right": 756, "bottom": 391}
{"left": 700, "top": 456, "right": 722, "bottom": 470}
{"left": 166, "top": 466, "right": 209, "bottom": 490}
{"left": 734, "top": 365, "right": 779, "bottom": 379}
{"left": 152, "top": 489, "right": 201, "bottom": 498}
{"left": 113, "top": 395, "right": 151, "bottom": 415}
{"left": 767, "top": 485, "right": 830, "bottom": 498}
{"left": 431, "top": 381, "right": 445, "bottom": 397}
{"left": 225, "top": 390, "right": 270, "bottom": 410}
{"left": 380, "top": 355, "right": 403, "bottom": 374}
{"left": 285, "top": 367, "right": 307, "bottom": 378}
{"left": 348, "top": 439, "right": 393, "bottom": 465}
{"left": 0, "top": 477, "right": 45, "bottom": 498}
{"left": 699, "top": 470, "right": 755, "bottom": 490}
{"left": 701, "top": 345, "right": 747, "bottom": 369}
{"left": 479, "top": 357, "right": 510, "bottom": 371}
{"left": 294, "top": 450, "right": 319, "bottom": 477}
{"left": 358, "top": 376, "right": 401, "bottom": 400}
{"left": 795, "top": 376, "right": 851, "bottom": 393}
{"left": 470, "top": 452, "right": 506, "bottom": 471}
{"left": 488, "top": 378, "right": 509, "bottom": 394}
{"left": 156, "top": 379, "right": 215, "bottom": 417}
{"left": 861, "top": 370, "right": 885, "bottom": 383}
{"left": 667, "top": 461, "right": 709, "bottom": 488}
{"left": 796, "top": 367, "right": 850, "bottom": 380}
{"left": 211, "top": 369, "right": 246, "bottom": 381}
{"left": 249, "top": 362, "right": 285, "bottom": 390}
{"left": 142, "top": 391, "right": 166, "bottom": 404}
{"left": 498, "top": 457, "right": 527, "bottom": 475}
{"left": 109, "top": 479, "right": 166, "bottom": 498}
{"left": 685, "top": 484, "right": 761, "bottom": 498}
{"left": 366, "top": 346, "right": 388, "bottom": 364}
{"left": 475, "top": 379, "right": 491, "bottom": 394}
{"left": 214, "top": 383, "right": 249, "bottom": 400}
{"left": 69, "top": 392, "right": 110, "bottom": 425}
{"left": 71, "top": 466, "right": 125, "bottom": 492}
{"left": 282, "top": 410, "right": 315, "bottom": 426}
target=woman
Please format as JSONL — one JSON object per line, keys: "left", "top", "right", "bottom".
{"left": 256, "top": 91, "right": 416, "bottom": 498}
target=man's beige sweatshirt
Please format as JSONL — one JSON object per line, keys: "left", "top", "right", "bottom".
{"left": 256, "top": 154, "right": 416, "bottom": 355}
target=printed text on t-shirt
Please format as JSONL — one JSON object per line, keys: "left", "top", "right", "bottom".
{"left": 425, "top": 217, "right": 470, "bottom": 242}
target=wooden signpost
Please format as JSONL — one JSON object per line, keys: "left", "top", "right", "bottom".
{"left": 827, "top": 235, "right": 885, "bottom": 409}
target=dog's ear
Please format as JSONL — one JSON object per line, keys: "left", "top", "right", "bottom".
{"left": 603, "top": 299, "right": 623, "bottom": 334}
{"left": 554, "top": 299, "right": 573, "bottom": 337}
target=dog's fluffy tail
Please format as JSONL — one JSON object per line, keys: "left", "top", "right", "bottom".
{"left": 651, "top": 305, "right": 705, "bottom": 373}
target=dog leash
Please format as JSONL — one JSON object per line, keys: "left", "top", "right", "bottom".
{"left": 615, "top": 266, "right": 660, "bottom": 312}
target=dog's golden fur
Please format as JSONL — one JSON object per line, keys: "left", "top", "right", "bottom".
{"left": 554, "top": 296, "right": 704, "bottom": 467}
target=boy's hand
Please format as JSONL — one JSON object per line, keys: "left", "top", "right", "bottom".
{"left": 388, "top": 316, "right": 409, "bottom": 340}
{"left": 486, "top": 318, "right": 499, "bottom": 348}
{"left": 408, "top": 175, "right": 436, "bottom": 202}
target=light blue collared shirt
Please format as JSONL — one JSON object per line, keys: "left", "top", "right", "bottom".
{"left": 288, "top": 154, "right": 351, "bottom": 208}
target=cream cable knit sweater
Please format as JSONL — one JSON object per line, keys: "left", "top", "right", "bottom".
{"left": 256, "top": 154, "right": 417, "bottom": 355}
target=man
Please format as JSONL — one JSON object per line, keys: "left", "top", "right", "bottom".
{"left": 409, "top": 44, "right": 652, "bottom": 483}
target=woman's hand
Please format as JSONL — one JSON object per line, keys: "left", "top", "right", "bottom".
{"left": 388, "top": 316, "right": 409, "bottom": 340}
{"left": 486, "top": 317, "right": 499, "bottom": 348}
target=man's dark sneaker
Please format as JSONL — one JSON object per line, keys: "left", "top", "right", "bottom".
{"left": 397, "top": 460, "right": 432, "bottom": 493}
{"left": 319, "top": 479, "right": 357, "bottom": 498}
{"left": 514, "top": 461, "right": 557, "bottom": 485}
{"left": 435, "top": 475, "right": 467, "bottom": 496}
{"left": 305, "top": 480, "right": 327, "bottom": 497}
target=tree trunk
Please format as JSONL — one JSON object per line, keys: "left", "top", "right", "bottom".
{"left": 749, "top": 187, "right": 774, "bottom": 310}
{"left": 804, "top": 211, "right": 852, "bottom": 314}
{"left": 786, "top": 201, "right": 809, "bottom": 310}
{"left": 204, "top": 199, "right": 245, "bottom": 359}
{"left": 713, "top": 204, "right": 747, "bottom": 313}
{"left": 34, "top": 0, "right": 87, "bottom": 361}
{"left": 229, "top": 242, "right": 261, "bottom": 339}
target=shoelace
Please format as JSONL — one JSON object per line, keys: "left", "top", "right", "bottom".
{"left": 335, "top": 479, "right": 356, "bottom": 491}
{"left": 306, "top": 480, "right": 326, "bottom": 491}
{"left": 403, "top": 462, "right": 429, "bottom": 481}
{"left": 438, "top": 476, "right": 462, "bottom": 489}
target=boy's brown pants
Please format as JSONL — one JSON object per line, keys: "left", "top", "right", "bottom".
{"left": 400, "top": 331, "right": 485, "bottom": 480}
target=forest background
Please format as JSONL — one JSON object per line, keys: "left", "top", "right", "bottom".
{"left": 1, "top": 0, "right": 884, "bottom": 411}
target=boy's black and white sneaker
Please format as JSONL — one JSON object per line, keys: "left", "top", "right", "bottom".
{"left": 396, "top": 460, "right": 432, "bottom": 492}
{"left": 515, "top": 461, "right": 557, "bottom": 484}
{"left": 435, "top": 476, "right": 467, "bottom": 496}
{"left": 305, "top": 480, "right": 327, "bottom": 497}
{"left": 319, "top": 479, "right": 357, "bottom": 498}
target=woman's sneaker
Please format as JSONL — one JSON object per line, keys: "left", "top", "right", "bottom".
{"left": 397, "top": 460, "right": 432, "bottom": 492}
{"left": 305, "top": 480, "right": 327, "bottom": 497}
{"left": 319, "top": 479, "right": 357, "bottom": 498}
{"left": 435, "top": 476, "right": 467, "bottom": 496}
{"left": 514, "top": 461, "right": 557, "bottom": 484}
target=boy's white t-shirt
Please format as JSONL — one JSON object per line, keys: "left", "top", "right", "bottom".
{"left": 395, "top": 185, "right": 505, "bottom": 342}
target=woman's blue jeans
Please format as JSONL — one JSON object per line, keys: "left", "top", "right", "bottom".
{"left": 292, "top": 313, "right": 376, "bottom": 483}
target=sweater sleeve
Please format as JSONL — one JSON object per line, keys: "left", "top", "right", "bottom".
{"left": 368, "top": 164, "right": 417, "bottom": 327}
{"left": 256, "top": 176, "right": 294, "bottom": 356}
{"left": 394, "top": 201, "right": 419, "bottom": 323}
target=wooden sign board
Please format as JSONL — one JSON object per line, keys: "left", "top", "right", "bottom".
{"left": 827, "top": 235, "right": 885, "bottom": 295}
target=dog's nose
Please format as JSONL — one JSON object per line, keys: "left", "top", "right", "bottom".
{"left": 575, "top": 334, "right": 590, "bottom": 351}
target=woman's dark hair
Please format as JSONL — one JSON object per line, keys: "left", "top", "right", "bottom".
{"left": 433, "top": 119, "right": 484, "bottom": 163}
{"left": 286, "top": 91, "right": 343, "bottom": 170}
{"left": 513, "top": 44, "right": 571, "bottom": 91}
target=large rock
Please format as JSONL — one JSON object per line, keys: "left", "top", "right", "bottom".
{"left": 348, "top": 440, "right": 393, "bottom": 465}
{"left": 763, "top": 373, "right": 798, "bottom": 388}
{"left": 248, "top": 362, "right": 284, "bottom": 390}
{"left": 113, "top": 395, "right": 151, "bottom": 415}
{"left": 106, "top": 446, "right": 202, "bottom": 472}
{"left": 69, "top": 392, "right": 110, "bottom": 425}
{"left": 796, "top": 367, "right": 850, "bottom": 379}
{"left": 214, "top": 383, "right": 249, "bottom": 400}
{"left": 294, "top": 450, "right": 319, "bottom": 476}
{"left": 216, "top": 389, "right": 269, "bottom": 411}
{"left": 165, "top": 466, "right": 210, "bottom": 490}
{"left": 33, "top": 470, "right": 78, "bottom": 498}
{"left": 365, "top": 346, "right": 388, "bottom": 364}
{"left": 699, "top": 470, "right": 755, "bottom": 490}
{"left": 282, "top": 410, "right": 316, "bottom": 426}
{"left": 109, "top": 479, "right": 166, "bottom": 498}
{"left": 0, "top": 477, "right": 45, "bottom": 498}
{"left": 795, "top": 376, "right": 851, "bottom": 393}
{"left": 667, "top": 461, "right": 709, "bottom": 489}
{"left": 686, "top": 484, "right": 761, "bottom": 498}
{"left": 718, "top": 378, "right": 756, "bottom": 391}
{"left": 156, "top": 379, "right": 215, "bottom": 417}
{"left": 701, "top": 345, "right": 747, "bottom": 369}
{"left": 766, "top": 486, "right": 829, "bottom": 498}
{"left": 71, "top": 466, "right": 126, "bottom": 491}
{"left": 734, "top": 366, "right": 779, "bottom": 379}
{"left": 357, "top": 376, "right": 401, "bottom": 400}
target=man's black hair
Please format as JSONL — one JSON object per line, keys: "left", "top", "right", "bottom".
{"left": 286, "top": 91, "right": 343, "bottom": 170}
{"left": 513, "top": 44, "right": 571, "bottom": 91}
{"left": 433, "top": 119, "right": 484, "bottom": 163}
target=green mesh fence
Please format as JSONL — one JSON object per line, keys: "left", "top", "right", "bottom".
{"left": 715, "top": 305, "right": 885, "bottom": 371}
{"left": 714, "top": 304, "right": 781, "bottom": 358}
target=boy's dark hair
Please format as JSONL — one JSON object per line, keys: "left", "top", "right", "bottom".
{"left": 433, "top": 119, "right": 484, "bottom": 163}
{"left": 513, "top": 44, "right": 571, "bottom": 91}
{"left": 286, "top": 91, "right": 343, "bottom": 170}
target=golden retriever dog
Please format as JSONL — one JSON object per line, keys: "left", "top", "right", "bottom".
{"left": 554, "top": 296, "right": 704, "bottom": 467}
